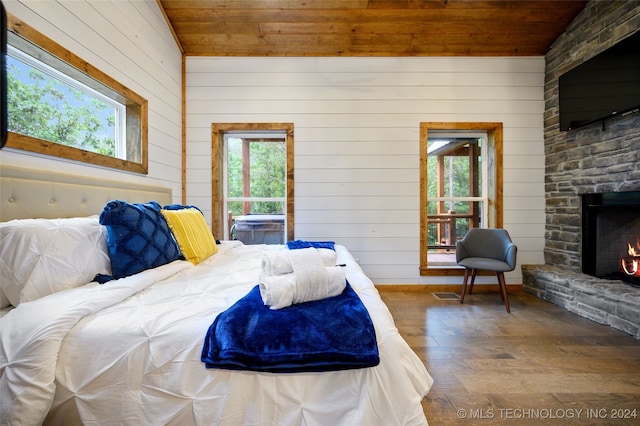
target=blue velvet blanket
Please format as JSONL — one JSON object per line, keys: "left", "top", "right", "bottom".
{"left": 201, "top": 282, "right": 379, "bottom": 373}
{"left": 286, "top": 240, "right": 336, "bottom": 251}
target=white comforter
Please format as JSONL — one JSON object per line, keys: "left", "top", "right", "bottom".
{"left": 0, "top": 242, "right": 433, "bottom": 425}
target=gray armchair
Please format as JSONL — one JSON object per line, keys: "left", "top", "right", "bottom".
{"left": 455, "top": 228, "right": 517, "bottom": 312}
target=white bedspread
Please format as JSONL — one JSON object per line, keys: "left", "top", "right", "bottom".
{"left": 0, "top": 242, "right": 433, "bottom": 425}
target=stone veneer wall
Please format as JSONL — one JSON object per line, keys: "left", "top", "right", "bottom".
{"left": 523, "top": 1, "right": 640, "bottom": 338}
{"left": 543, "top": 1, "right": 640, "bottom": 269}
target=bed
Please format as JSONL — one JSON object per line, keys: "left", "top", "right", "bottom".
{"left": 0, "top": 166, "right": 433, "bottom": 425}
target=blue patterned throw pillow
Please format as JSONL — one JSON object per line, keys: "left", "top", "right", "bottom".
{"left": 99, "top": 200, "right": 181, "bottom": 279}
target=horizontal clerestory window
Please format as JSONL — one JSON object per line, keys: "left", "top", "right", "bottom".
{"left": 7, "top": 46, "right": 126, "bottom": 159}
{"left": 4, "top": 14, "right": 148, "bottom": 174}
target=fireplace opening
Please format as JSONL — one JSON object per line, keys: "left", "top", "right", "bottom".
{"left": 582, "top": 191, "right": 640, "bottom": 286}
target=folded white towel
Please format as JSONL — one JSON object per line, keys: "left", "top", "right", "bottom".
{"left": 258, "top": 248, "right": 345, "bottom": 309}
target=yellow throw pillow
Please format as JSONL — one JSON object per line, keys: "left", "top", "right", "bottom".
{"left": 161, "top": 208, "right": 218, "bottom": 264}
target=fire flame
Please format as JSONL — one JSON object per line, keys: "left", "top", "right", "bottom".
{"left": 621, "top": 241, "right": 640, "bottom": 276}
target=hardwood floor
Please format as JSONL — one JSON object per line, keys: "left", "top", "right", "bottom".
{"left": 379, "top": 290, "right": 640, "bottom": 425}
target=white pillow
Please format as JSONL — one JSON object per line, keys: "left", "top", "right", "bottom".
{"left": 0, "top": 216, "right": 111, "bottom": 307}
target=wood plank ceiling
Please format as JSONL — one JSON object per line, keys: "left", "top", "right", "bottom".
{"left": 158, "top": 0, "right": 587, "bottom": 57}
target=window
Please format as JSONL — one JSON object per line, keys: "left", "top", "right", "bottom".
{"left": 7, "top": 46, "right": 125, "bottom": 158}
{"left": 212, "top": 123, "right": 294, "bottom": 243}
{"left": 420, "top": 122, "right": 503, "bottom": 275}
{"left": 4, "top": 14, "right": 148, "bottom": 174}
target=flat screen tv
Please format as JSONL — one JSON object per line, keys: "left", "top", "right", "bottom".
{"left": 559, "top": 31, "right": 640, "bottom": 131}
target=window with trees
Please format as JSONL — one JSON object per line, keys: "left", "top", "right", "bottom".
{"left": 212, "top": 123, "right": 294, "bottom": 243}
{"left": 4, "top": 14, "right": 148, "bottom": 174}
{"left": 420, "top": 122, "right": 503, "bottom": 275}
{"left": 7, "top": 46, "right": 124, "bottom": 158}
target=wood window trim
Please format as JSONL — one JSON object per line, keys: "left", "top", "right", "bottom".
{"left": 211, "top": 123, "right": 294, "bottom": 241}
{"left": 419, "top": 122, "right": 503, "bottom": 276}
{"left": 4, "top": 13, "right": 148, "bottom": 174}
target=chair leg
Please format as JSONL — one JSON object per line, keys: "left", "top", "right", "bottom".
{"left": 468, "top": 269, "right": 477, "bottom": 294}
{"left": 460, "top": 268, "right": 470, "bottom": 304}
{"left": 497, "top": 272, "right": 511, "bottom": 313}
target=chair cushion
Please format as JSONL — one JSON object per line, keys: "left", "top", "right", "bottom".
{"left": 458, "top": 257, "right": 513, "bottom": 272}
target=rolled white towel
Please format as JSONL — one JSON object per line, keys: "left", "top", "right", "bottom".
{"left": 261, "top": 247, "right": 338, "bottom": 278}
{"left": 286, "top": 248, "right": 328, "bottom": 296}
{"left": 317, "top": 248, "right": 338, "bottom": 267}
{"left": 323, "top": 266, "right": 347, "bottom": 299}
{"left": 259, "top": 268, "right": 346, "bottom": 310}
{"left": 259, "top": 274, "right": 297, "bottom": 310}
{"left": 259, "top": 248, "right": 346, "bottom": 309}
{"left": 261, "top": 251, "right": 294, "bottom": 276}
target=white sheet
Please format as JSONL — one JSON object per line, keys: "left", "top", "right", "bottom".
{"left": 0, "top": 242, "right": 433, "bottom": 425}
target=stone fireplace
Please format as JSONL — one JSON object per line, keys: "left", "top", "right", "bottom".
{"left": 522, "top": 135, "right": 640, "bottom": 339}
{"left": 521, "top": 1, "right": 640, "bottom": 339}
{"left": 582, "top": 191, "right": 640, "bottom": 286}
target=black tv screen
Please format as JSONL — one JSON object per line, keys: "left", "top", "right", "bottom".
{"left": 559, "top": 31, "right": 640, "bottom": 131}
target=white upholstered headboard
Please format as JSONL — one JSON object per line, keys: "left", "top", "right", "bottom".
{"left": 0, "top": 166, "right": 173, "bottom": 221}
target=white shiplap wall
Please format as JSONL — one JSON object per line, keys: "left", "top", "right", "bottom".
{"left": 0, "top": 0, "right": 183, "bottom": 201}
{"left": 186, "top": 57, "right": 545, "bottom": 285}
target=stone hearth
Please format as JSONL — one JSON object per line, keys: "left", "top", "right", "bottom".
{"left": 523, "top": 265, "right": 640, "bottom": 339}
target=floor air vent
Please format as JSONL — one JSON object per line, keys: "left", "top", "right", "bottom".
{"left": 432, "top": 292, "right": 460, "bottom": 301}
